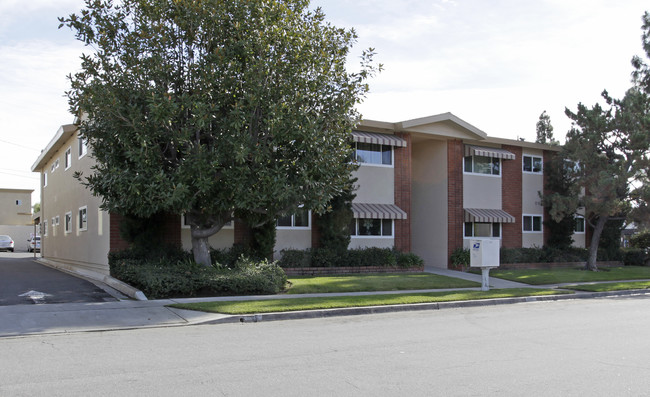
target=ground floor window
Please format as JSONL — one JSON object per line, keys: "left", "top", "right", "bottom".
{"left": 64, "top": 212, "right": 72, "bottom": 234}
{"left": 523, "top": 215, "right": 543, "bottom": 232}
{"left": 350, "top": 218, "right": 393, "bottom": 236}
{"left": 464, "top": 222, "right": 500, "bottom": 238}
{"left": 43, "top": 220, "right": 48, "bottom": 237}
{"left": 574, "top": 216, "right": 585, "bottom": 233}
{"left": 78, "top": 206, "right": 88, "bottom": 231}
{"left": 277, "top": 208, "right": 310, "bottom": 228}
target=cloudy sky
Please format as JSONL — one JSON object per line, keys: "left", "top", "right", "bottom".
{"left": 1, "top": 0, "right": 648, "bottom": 205}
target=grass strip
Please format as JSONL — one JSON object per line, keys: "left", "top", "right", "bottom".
{"left": 286, "top": 273, "right": 480, "bottom": 294}
{"left": 563, "top": 281, "right": 650, "bottom": 292}
{"left": 169, "top": 288, "right": 571, "bottom": 315}
{"left": 487, "top": 266, "right": 650, "bottom": 285}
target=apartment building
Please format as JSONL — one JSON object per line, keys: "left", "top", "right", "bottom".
{"left": 33, "top": 113, "right": 571, "bottom": 274}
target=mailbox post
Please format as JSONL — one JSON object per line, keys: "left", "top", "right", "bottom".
{"left": 469, "top": 239, "right": 500, "bottom": 291}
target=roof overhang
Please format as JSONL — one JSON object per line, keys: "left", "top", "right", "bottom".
{"left": 31, "top": 124, "right": 78, "bottom": 172}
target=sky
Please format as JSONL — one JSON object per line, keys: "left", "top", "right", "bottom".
{"left": 1, "top": 0, "right": 648, "bottom": 206}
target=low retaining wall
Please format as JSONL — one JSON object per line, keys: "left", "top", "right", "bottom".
{"left": 498, "top": 261, "right": 623, "bottom": 270}
{"left": 282, "top": 266, "right": 424, "bottom": 276}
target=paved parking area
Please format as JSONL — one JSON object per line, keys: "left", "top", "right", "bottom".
{"left": 0, "top": 253, "right": 117, "bottom": 306}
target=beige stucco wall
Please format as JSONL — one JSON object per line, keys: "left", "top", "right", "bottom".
{"left": 0, "top": 189, "right": 33, "bottom": 226}
{"left": 274, "top": 229, "right": 312, "bottom": 259}
{"left": 181, "top": 228, "right": 234, "bottom": 251}
{"left": 463, "top": 174, "right": 502, "bottom": 209}
{"left": 352, "top": 165, "right": 394, "bottom": 205}
{"left": 39, "top": 131, "right": 110, "bottom": 273}
{"left": 411, "top": 139, "right": 448, "bottom": 268}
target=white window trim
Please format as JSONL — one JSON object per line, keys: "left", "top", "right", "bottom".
{"left": 463, "top": 222, "right": 502, "bottom": 239}
{"left": 522, "top": 154, "right": 544, "bottom": 175}
{"left": 78, "top": 206, "right": 88, "bottom": 232}
{"left": 463, "top": 156, "right": 502, "bottom": 178}
{"left": 522, "top": 214, "right": 543, "bottom": 233}
{"left": 574, "top": 215, "right": 586, "bottom": 234}
{"left": 354, "top": 143, "right": 394, "bottom": 169}
{"left": 43, "top": 172, "right": 47, "bottom": 187}
{"left": 64, "top": 147, "right": 72, "bottom": 170}
{"left": 78, "top": 134, "right": 88, "bottom": 159}
{"left": 350, "top": 218, "right": 394, "bottom": 238}
{"left": 64, "top": 212, "right": 72, "bottom": 234}
{"left": 180, "top": 214, "right": 233, "bottom": 229}
{"left": 276, "top": 210, "right": 312, "bottom": 230}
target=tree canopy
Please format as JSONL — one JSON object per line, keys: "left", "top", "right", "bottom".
{"left": 550, "top": 12, "right": 650, "bottom": 270}
{"left": 60, "top": 0, "right": 379, "bottom": 265}
{"left": 535, "top": 110, "right": 557, "bottom": 145}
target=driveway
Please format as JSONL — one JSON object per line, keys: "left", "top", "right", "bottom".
{"left": 0, "top": 253, "right": 117, "bottom": 306}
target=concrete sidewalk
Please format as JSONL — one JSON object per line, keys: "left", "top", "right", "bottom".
{"left": 424, "top": 266, "right": 533, "bottom": 288}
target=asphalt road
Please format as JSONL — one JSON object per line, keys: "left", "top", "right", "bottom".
{"left": 2, "top": 296, "right": 650, "bottom": 395}
{"left": 0, "top": 253, "right": 116, "bottom": 305}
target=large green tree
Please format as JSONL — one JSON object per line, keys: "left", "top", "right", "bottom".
{"left": 550, "top": 12, "right": 650, "bottom": 271}
{"left": 60, "top": 0, "right": 379, "bottom": 266}
{"left": 535, "top": 110, "right": 557, "bottom": 145}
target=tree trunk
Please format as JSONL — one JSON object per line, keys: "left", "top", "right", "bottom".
{"left": 586, "top": 216, "right": 608, "bottom": 271}
{"left": 191, "top": 232, "right": 212, "bottom": 267}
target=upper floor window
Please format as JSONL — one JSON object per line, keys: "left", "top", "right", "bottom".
{"left": 464, "top": 222, "right": 501, "bottom": 238}
{"left": 78, "top": 134, "right": 88, "bottom": 159}
{"left": 43, "top": 172, "right": 47, "bottom": 187}
{"left": 64, "top": 147, "right": 72, "bottom": 170}
{"left": 355, "top": 142, "right": 392, "bottom": 166}
{"left": 51, "top": 158, "right": 59, "bottom": 172}
{"left": 574, "top": 216, "right": 585, "bottom": 233}
{"left": 78, "top": 206, "right": 88, "bottom": 232}
{"left": 523, "top": 215, "right": 543, "bottom": 232}
{"left": 464, "top": 155, "right": 500, "bottom": 176}
{"left": 15, "top": 200, "right": 21, "bottom": 205}
{"left": 64, "top": 212, "right": 72, "bottom": 234}
{"left": 523, "top": 155, "right": 543, "bottom": 173}
{"left": 277, "top": 208, "right": 310, "bottom": 228}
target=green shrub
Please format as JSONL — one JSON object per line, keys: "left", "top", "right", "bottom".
{"left": 630, "top": 231, "right": 650, "bottom": 249}
{"left": 450, "top": 248, "right": 470, "bottom": 268}
{"left": 396, "top": 251, "right": 424, "bottom": 268}
{"left": 109, "top": 250, "right": 287, "bottom": 299}
{"left": 278, "top": 249, "right": 312, "bottom": 268}
{"left": 277, "top": 247, "right": 423, "bottom": 269}
{"left": 622, "top": 248, "right": 648, "bottom": 266}
{"left": 311, "top": 247, "right": 345, "bottom": 267}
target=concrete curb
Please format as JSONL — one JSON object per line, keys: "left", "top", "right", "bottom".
{"left": 35, "top": 258, "right": 148, "bottom": 301}
{"left": 194, "top": 288, "right": 650, "bottom": 325}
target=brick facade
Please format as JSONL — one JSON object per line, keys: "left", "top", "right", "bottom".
{"left": 109, "top": 212, "right": 181, "bottom": 252}
{"left": 394, "top": 132, "right": 412, "bottom": 252}
{"left": 447, "top": 139, "right": 464, "bottom": 268}
{"left": 501, "top": 145, "right": 523, "bottom": 248}
{"left": 543, "top": 150, "right": 553, "bottom": 246}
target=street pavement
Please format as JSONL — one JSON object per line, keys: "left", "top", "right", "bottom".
{"left": 2, "top": 260, "right": 650, "bottom": 338}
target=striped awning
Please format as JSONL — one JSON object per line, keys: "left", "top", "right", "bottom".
{"left": 465, "top": 145, "right": 515, "bottom": 160}
{"left": 352, "top": 131, "right": 407, "bottom": 147}
{"left": 464, "top": 208, "right": 515, "bottom": 223}
{"left": 352, "top": 203, "right": 408, "bottom": 220}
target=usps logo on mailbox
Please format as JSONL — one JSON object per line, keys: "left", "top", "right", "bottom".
{"left": 469, "top": 239, "right": 500, "bottom": 268}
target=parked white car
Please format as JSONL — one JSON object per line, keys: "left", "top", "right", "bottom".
{"left": 27, "top": 236, "right": 40, "bottom": 252}
{"left": 0, "top": 235, "right": 15, "bottom": 252}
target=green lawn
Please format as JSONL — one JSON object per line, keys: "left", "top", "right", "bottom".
{"left": 285, "top": 273, "right": 479, "bottom": 294}
{"left": 564, "top": 281, "right": 650, "bottom": 292}
{"left": 170, "top": 289, "right": 570, "bottom": 314}
{"left": 488, "top": 266, "right": 650, "bottom": 285}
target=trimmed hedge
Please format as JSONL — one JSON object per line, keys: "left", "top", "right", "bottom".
{"left": 278, "top": 247, "right": 424, "bottom": 269}
{"left": 109, "top": 247, "right": 287, "bottom": 299}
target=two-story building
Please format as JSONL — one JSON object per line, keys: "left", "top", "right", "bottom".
{"left": 32, "top": 112, "right": 574, "bottom": 274}
{"left": 0, "top": 188, "right": 35, "bottom": 251}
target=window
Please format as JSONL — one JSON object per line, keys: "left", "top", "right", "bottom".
{"left": 15, "top": 200, "right": 21, "bottom": 205}
{"left": 78, "top": 134, "right": 88, "bottom": 159}
{"left": 55, "top": 215, "right": 60, "bottom": 225}
{"left": 43, "top": 172, "right": 47, "bottom": 187}
{"left": 64, "top": 212, "right": 72, "bottom": 234}
{"left": 574, "top": 216, "right": 585, "bottom": 233}
{"left": 464, "top": 155, "right": 500, "bottom": 175}
{"left": 277, "top": 209, "right": 310, "bottom": 228}
{"left": 43, "top": 220, "right": 48, "bottom": 237}
{"left": 78, "top": 206, "right": 87, "bottom": 231}
{"left": 464, "top": 222, "right": 501, "bottom": 238}
{"left": 523, "top": 215, "right": 543, "bottom": 232}
{"left": 65, "top": 147, "right": 72, "bottom": 170}
{"left": 350, "top": 218, "right": 393, "bottom": 236}
{"left": 355, "top": 142, "right": 392, "bottom": 166}
{"left": 523, "top": 155, "right": 543, "bottom": 173}
{"left": 51, "top": 159, "right": 59, "bottom": 173}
